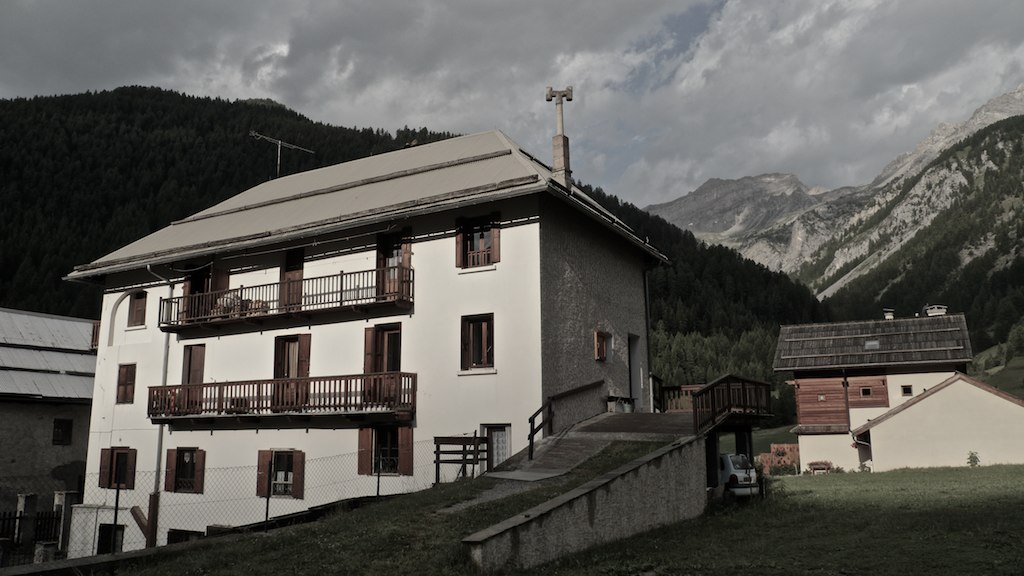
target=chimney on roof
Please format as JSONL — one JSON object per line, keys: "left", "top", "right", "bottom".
{"left": 546, "top": 86, "right": 573, "bottom": 188}
{"left": 883, "top": 308, "right": 895, "bottom": 320}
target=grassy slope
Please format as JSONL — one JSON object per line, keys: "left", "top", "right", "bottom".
{"left": 541, "top": 466, "right": 1023, "bottom": 576}
{"left": 113, "top": 448, "right": 1023, "bottom": 576}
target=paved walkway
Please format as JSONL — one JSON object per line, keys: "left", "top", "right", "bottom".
{"left": 487, "top": 412, "right": 695, "bottom": 482}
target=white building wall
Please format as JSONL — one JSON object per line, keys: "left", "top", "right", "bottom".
{"left": 868, "top": 378, "right": 1024, "bottom": 472}
{"left": 848, "top": 372, "right": 957, "bottom": 430}
{"left": 71, "top": 216, "right": 545, "bottom": 557}
{"left": 797, "top": 434, "right": 860, "bottom": 473}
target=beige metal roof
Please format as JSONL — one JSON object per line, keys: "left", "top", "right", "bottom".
{"left": 68, "top": 130, "right": 662, "bottom": 279}
{"left": 0, "top": 308, "right": 96, "bottom": 400}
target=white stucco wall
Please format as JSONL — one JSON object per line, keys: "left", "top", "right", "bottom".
{"left": 798, "top": 433, "right": 860, "bottom": 473}
{"left": 848, "top": 372, "right": 958, "bottom": 430}
{"left": 867, "top": 377, "right": 1024, "bottom": 472}
{"left": 71, "top": 211, "right": 547, "bottom": 557}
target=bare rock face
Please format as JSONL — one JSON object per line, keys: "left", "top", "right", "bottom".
{"left": 646, "top": 85, "right": 1024, "bottom": 286}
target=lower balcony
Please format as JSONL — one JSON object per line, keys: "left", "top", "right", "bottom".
{"left": 147, "top": 372, "right": 416, "bottom": 430}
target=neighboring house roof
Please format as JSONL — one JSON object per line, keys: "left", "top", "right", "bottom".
{"left": 0, "top": 308, "right": 96, "bottom": 401}
{"left": 851, "top": 372, "right": 1024, "bottom": 436}
{"left": 773, "top": 313, "right": 972, "bottom": 372}
{"left": 68, "top": 130, "right": 666, "bottom": 280}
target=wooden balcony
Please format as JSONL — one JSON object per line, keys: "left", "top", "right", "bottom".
{"left": 690, "top": 375, "right": 773, "bottom": 435}
{"left": 147, "top": 372, "right": 416, "bottom": 430}
{"left": 158, "top": 266, "right": 413, "bottom": 334}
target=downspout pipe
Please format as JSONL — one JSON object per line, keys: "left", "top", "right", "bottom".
{"left": 146, "top": 264, "right": 175, "bottom": 494}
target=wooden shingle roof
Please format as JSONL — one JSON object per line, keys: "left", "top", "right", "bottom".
{"left": 773, "top": 313, "right": 972, "bottom": 372}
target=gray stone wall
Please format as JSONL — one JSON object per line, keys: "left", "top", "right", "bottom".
{"left": 463, "top": 437, "right": 706, "bottom": 571}
{"left": 539, "top": 195, "right": 652, "bottom": 428}
{"left": 0, "top": 400, "right": 90, "bottom": 509}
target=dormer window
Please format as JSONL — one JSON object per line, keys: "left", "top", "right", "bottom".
{"left": 864, "top": 340, "right": 880, "bottom": 351}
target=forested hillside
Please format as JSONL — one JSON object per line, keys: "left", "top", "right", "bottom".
{"left": 0, "top": 87, "right": 453, "bottom": 317}
{"left": 826, "top": 115, "right": 1024, "bottom": 351}
{"left": 1, "top": 87, "right": 828, "bottom": 422}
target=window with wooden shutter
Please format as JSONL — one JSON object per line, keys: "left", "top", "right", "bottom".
{"left": 165, "top": 448, "right": 205, "bottom": 493}
{"left": 357, "top": 428, "right": 373, "bottom": 475}
{"left": 100, "top": 447, "right": 137, "bottom": 489}
{"left": 357, "top": 426, "right": 412, "bottom": 476}
{"left": 456, "top": 220, "right": 500, "bottom": 268}
{"left": 116, "top": 364, "right": 136, "bottom": 404}
{"left": 398, "top": 426, "right": 414, "bottom": 476}
{"left": 594, "top": 331, "right": 609, "bottom": 361}
{"left": 256, "top": 449, "right": 304, "bottom": 498}
{"left": 182, "top": 346, "right": 205, "bottom": 414}
{"left": 461, "top": 314, "right": 494, "bottom": 369}
{"left": 256, "top": 450, "right": 272, "bottom": 497}
{"left": 127, "top": 292, "right": 147, "bottom": 327}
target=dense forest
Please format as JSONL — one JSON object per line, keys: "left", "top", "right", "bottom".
{"left": 0, "top": 87, "right": 829, "bottom": 422}
{"left": 0, "top": 87, "right": 453, "bottom": 317}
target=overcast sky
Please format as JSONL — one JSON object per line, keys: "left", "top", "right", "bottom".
{"left": 3, "top": 0, "right": 1024, "bottom": 207}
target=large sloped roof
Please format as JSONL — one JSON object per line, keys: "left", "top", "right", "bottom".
{"left": 773, "top": 313, "right": 973, "bottom": 372}
{"left": 68, "top": 130, "right": 664, "bottom": 280}
{"left": 0, "top": 308, "right": 95, "bottom": 400}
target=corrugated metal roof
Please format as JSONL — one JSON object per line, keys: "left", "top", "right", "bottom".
{"left": 68, "top": 130, "right": 664, "bottom": 279}
{"left": 0, "top": 308, "right": 94, "bottom": 351}
{"left": 773, "top": 313, "right": 973, "bottom": 371}
{"left": 0, "top": 347, "right": 96, "bottom": 374}
{"left": 0, "top": 371, "right": 93, "bottom": 400}
{"left": 0, "top": 308, "right": 96, "bottom": 400}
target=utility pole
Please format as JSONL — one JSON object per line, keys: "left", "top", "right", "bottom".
{"left": 249, "top": 130, "right": 315, "bottom": 178}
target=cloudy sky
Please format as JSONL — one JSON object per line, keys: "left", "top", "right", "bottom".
{"left": 3, "top": 0, "right": 1024, "bottom": 207}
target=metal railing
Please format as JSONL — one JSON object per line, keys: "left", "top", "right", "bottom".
{"left": 158, "top": 266, "right": 413, "bottom": 327}
{"left": 691, "top": 377, "right": 772, "bottom": 435}
{"left": 147, "top": 372, "right": 417, "bottom": 419}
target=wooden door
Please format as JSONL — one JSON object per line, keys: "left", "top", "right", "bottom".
{"left": 280, "top": 249, "right": 304, "bottom": 312}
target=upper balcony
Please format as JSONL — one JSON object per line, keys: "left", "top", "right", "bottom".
{"left": 147, "top": 371, "right": 416, "bottom": 430}
{"left": 158, "top": 266, "right": 413, "bottom": 335}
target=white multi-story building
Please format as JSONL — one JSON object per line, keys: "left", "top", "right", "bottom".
{"left": 65, "top": 130, "right": 664, "bottom": 555}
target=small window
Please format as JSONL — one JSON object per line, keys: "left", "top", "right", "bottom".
{"left": 99, "top": 447, "right": 137, "bottom": 489}
{"left": 864, "top": 339, "right": 880, "bottom": 351}
{"left": 116, "top": 364, "right": 136, "bottom": 404}
{"left": 358, "top": 426, "right": 413, "bottom": 476}
{"left": 127, "top": 292, "right": 147, "bottom": 327}
{"left": 860, "top": 387, "right": 872, "bottom": 397}
{"left": 456, "top": 222, "right": 500, "bottom": 268}
{"left": 166, "top": 529, "right": 204, "bottom": 544}
{"left": 461, "top": 314, "right": 494, "bottom": 369}
{"left": 96, "top": 524, "right": 124, "bottom": 554}
{"left": 257, "top": 450, "right": 305, "bottom": 499}
{"left": 901, "top": 385, "right": 913, "bottom": 397}
{"left": 594, "top": 331, "right": 609, "bottom": 362}
{"left": 166, "top": 448, "right": 205, "bottom": 493}
{"left": 817, "top": 393, "right": 826, "bottom": 402}
{"left": 52, "top": 419, "right": 73, "bottom": 446}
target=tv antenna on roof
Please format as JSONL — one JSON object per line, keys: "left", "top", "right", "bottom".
{"left": 249, "top": 130, "right": 315, "bottom": 178}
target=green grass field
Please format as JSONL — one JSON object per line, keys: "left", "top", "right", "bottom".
{"left": 113, "top": 452, "right": 1024, "bottom": 576}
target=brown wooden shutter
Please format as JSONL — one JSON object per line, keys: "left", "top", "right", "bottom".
{"left": 164, "top": 449, "right": 177, "bottom": 492}
{"left": 297, "top": 334, "right": 311, "bottom": 378}
{"left": 124, "top": 449, "right": 137, "bottom": 490}
{"left": 401, "top": 241, "right": 412, "bottom": 268}
{"left": 357, "top": 428, "right": 373, "bottom": 475}
{"left": 460, "top": 318, "right": 470, "bottom": 370}
{"left": 99, "top": 448, "right": 111, "bottom": 488}
{"left": 291, "top": 451, "right": 305, "bottom": 499}
{"left": 118, "top": 364, "right": 136, "bottom": 404}
{"left": 256, "top": 450, "right": 272, "bottom": 497}
{"left": 490, "top": 224, "right": 500, "bottom": 263}
{"left": 187, "top": 345, "right": 205, "bottom": 385}
{"left": 455, "top": 229, "right": 464, "bottom": 268}
{"left": 398, "top": 426, "right": 414, "bottom": 476}
{"left": 194, "top": 449, "right": 206, "bottom": 494}
{"left": 363, "top": 328, "right": 375, "bottom": 374}
{"left": 212, "top": 266, "right": 229, "bottom": 292}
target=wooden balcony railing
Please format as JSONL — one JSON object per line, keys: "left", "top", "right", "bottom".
{"left": 691, "top": 376, "right": 772, "bottom": 435}
{"left": 147, "top": 372, "right": 416, "bottom": 420}
{"left": 158, "top": 266, "right": 413, "bottom": 328}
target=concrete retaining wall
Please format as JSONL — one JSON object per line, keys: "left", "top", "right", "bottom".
{"left": 463, "top": 437, "right": 706, "bottom": 571}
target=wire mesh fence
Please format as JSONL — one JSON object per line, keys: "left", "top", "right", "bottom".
{"left": 65, "top": 439, "right": 467, "bottom": 559}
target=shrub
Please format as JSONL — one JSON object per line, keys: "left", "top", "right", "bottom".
{"left": 968, "top": 451, "right": 981, "bottom": 467}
